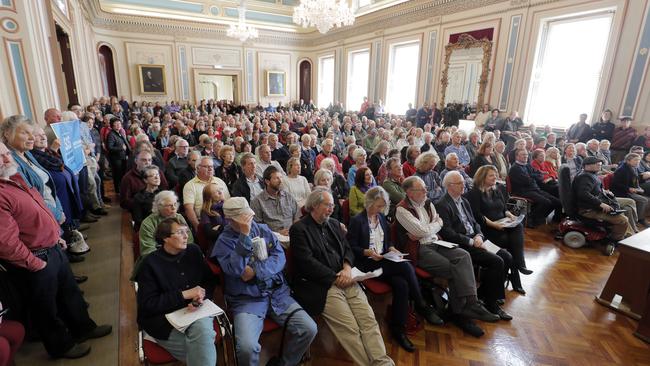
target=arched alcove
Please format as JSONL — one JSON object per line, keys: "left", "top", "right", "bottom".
{"left": 299, "top": 59, "right": 312, "bottom": 102}
{"left": 98, "top": 44, "right": 118, "bottom": 97}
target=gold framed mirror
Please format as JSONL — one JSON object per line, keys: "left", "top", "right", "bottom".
{"left": 439, "top": 33, "right": 492, "bottom": 108}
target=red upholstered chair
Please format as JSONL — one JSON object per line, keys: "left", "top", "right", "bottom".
{"left": 133, "top": 231, "right": 141, "bottom": 261}
{"left": 341, "top": 199, "right": 350, "bottom": 226}
{"left": 601, "top": 172, "right": 614, "bottom": 190}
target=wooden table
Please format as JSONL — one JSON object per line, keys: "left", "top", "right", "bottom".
{"left": 596, "top": 228, "right": 650, "bottom": 343}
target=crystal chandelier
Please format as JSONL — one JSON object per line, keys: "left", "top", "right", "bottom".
{"left": 293, "top": 0, "right": 355, "bottom": 34}
{"left": 227, "top": 0, "right": 259, "bottom": 42}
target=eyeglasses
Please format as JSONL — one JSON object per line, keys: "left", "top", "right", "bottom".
{"left": 161, "top": 202, "right": 178, "bottom": 208}
{"left": 173, "top": 227, "right": 190, "bottom": 236}
{"left": 199, "top": 165, "right": 214, "bottom": 169}
{"left": 448, "top": 182, "right": 464, "bottom": 186}
{"left": 408, "top": 188, "right": 426, "bottom": 193}
{"left": 320, "top": 202, "right": 335, "bottom": 209}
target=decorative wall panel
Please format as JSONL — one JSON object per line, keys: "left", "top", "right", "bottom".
{"left": 424, "top": 30, "right": 437, "bottom": 103}
{"left": 499, "top": 14, "right": 521, "bottom": 110}
{"left": 192, "top": 47, "right": 241, "bottom": 68}
{"left": 622, "top": 6, "right": 650, "bottom": 116}
{"left": 5, "top": 39, "right": 33, "bottom": 120}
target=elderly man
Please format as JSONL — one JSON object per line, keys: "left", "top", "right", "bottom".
{"left": 435, "top": 171, "right": 512, "bottom": 320}
{"left": 255, "top": 144, "right": 284, "bottom": 179}
{"left": 574, "top": 157, "right": 633, "bottom": 240}
{"left": 395, "top": 176, "right": 499, "bottom": 337}
{"left": 0, "top": 142, "right": 111, "bottom": 359}
{"left": 43, "top": 108, "right": 62, "bottom": 148}
{"left": 439, "top": 152, "right": 473, "bottom": 191}
{"left": 214, "top": 197, "right": 317, "bottom": 365}
{"left": 250, "top": 166, "right": 298, "bottom": 235}
{"left": 120, "top": 149, "right": 169, "bottom": 211}
{"left": 232, "top": 152, "right": 264, "bottom": 203}
{"left": 314, "top": 138, "right": 343, "bottom": 174}
{"left": 290, "top": 188, "right": 395, "bottom": 366}
{"left": 443, "top": 131, "right": 471, "bottom": 166}
{"left": 508, "top": 149, "right": 562, "bottom": 227}
{"left": 183, "top": 156, "right": 230, "bottom": 232}
{"left": 165, "top": 139, "right": 190, "bottom": 189}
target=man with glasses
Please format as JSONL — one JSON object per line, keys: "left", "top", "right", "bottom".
{"left": 395, "top": 176, "right": 499, "bottom": 337}
{"left": 183, "top": 156, "right": 230, "bottom": 232}
{"left": 165, "top": 139, "right": 190, "bottom": 189}
{"left": 120, "top": 150, "right": 169, "bottom": 211}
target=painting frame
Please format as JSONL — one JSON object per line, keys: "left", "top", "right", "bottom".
{"left": 266, "top": 70, "right": 286, "bottom": 97}
{"left": 138, "top": 64, "right": 166, "bottom": 95}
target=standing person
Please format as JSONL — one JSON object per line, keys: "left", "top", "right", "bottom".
{"left": 592, "top": 109, "right": 615, "bottom": 141}
{"left": 0, "top": 142, "right": 111, "bottom": 359}
{"left": 214, "top": 198, "right": 317, "bottom": 365}
{"left": 290, "top": 189, "right": 395, "bottom": 366}
{"left": 566, "top": 113, "right": 594, "bottom": 144}
{"left": 611, "top": 116, "right": 637, "bottom": 164}
{"left": 106, "top": 118, "right": 130, "bottom": 193}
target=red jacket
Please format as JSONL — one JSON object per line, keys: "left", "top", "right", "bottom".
{"left": 531, "top": 160, "right": 558, "bottom": 181}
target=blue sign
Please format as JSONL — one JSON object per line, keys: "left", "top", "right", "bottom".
{"left": 51, "top": 120, "right": 86, "bottom": 174}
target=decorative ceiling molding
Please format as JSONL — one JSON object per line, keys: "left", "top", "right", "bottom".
{"left": 83, "top": 0, "right": 560, "bottom": 48}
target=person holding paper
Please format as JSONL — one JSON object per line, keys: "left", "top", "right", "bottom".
{"left": 290, "top": 188, "right": 394, "bottom": 366}
{"left": 395, "top": 176, "right": 499, "bottom": 337}
{"left": 347, "top": 186, "right": 441, "bottom": 352}
{"left": 467, "top": 165, "right": 531, "bottom": 295}
{"left": 214, "top": 197, "right": 316, "bottom": 366}
{"left": 435, "top": 171, "right": 513, "bottom": 321}
{"left": 135, "top": 217, "right": 217, "bottom": 366}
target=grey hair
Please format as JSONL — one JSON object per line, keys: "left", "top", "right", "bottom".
{"left": 371, "top": 140, "right": 390, "bottom": 155}
{"left": 313, "top": 169, "right": 333, "bottom": 187}
{"left": 240, "top": 152, "right": 256, "bottom": 166}
{"left": 61, "top": 111, "right": 77, "bottom": 121}
{"left": 0, "top": 115, "right": 34, "bottom": 144}
{"left": 151, "top": 190, "right": 178, "bottom": 215}
{"left": 142, "top": 165, "right": 160, "bottom": 178}
{"left": 320, "top": 157, "right": 336, "bottom": 172}
{"left": 286, "top": 157, "right": 300, "bottom": 172}
{"left": 175, "top": 138, "right": 189, "bottom": 147}
{"left": 415, "top": 151, "right": 439, "bottom": 171}
{"left": 402, "top": 175, "right": 424, "bottom": 191}
{"left": 353, "top": 147, "right": 367, "bottom": 161}
{"left": 445, "top": 152, "right": 459, "bottom": 163}
{"left": 364, "top": 186, "right": 389, "bottom": 214}
{"left": 188, "top": 150, "right": 201, "bottom": 161}
{"left": 195, "top": 156, "right": 214, "bottom": 170}
{"left": 442, "top": 170, "right": 463, "bottom": 189}
{"left": 304, "top": 187, "right": 333, "bottom": 212}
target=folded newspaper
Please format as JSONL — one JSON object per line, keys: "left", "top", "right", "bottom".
{"left": 350, "top": 267, "right": 383, "bottom": 282}
{"left": 494, "top": 214, "right": 525, "bottom": 228}
{"left": 165, "top": 299, "right": 224, "bottom": 333}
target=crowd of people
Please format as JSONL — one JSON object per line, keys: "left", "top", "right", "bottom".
{"left": 1, "top": 94, "right": 649, "bottom": 365}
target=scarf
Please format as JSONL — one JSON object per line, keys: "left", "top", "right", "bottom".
{"left": 31, "top": 148, "right": 65, "bottom": 172}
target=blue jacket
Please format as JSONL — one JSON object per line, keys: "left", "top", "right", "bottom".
{"left": 347, "top": 211, "right": 390, "bottom": 266}
{"left": 213, "top": 221, "right": 295, "bottom": 317}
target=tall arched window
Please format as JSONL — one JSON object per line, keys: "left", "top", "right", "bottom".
{"left": 299, "top": 60, "right": 312, "bottom": 103}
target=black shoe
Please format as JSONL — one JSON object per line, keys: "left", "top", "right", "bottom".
{"left": 451, "top": 314, "right": 484, "bottom": 337}
{"left": 392, "top": 330, "right": 415, "bottom": 352}
{"left": 415, "top": 302, "right": 444, "bottom": 326}
{"left": 62, "top": 343, "right": 91, "bottom": 359}
{"left": 75, "top": 275, "right": 88, "bottom": 284}
{"left": 496, "top": 299, "right": 505, "bottom": 305}
{"left": 80, "top": 215, "right": 98, "bottom": 223}
{"left": 91, "top": 208, "right": 109, "bottom": 216}
{"left": 509, "top": 272, "right": 526, "bottom": 295}
{"left": 486, "top": 302, "right": 513, "bottom": 321}
{"left": 518, "top": 267, "right": 533, "bottom": 275}
{"left": 68, "top": 255, "right": 85, "bottom": 263}
{"left": 460, "top": 302, "right": 500, "bottom": 322}
{"left": 76, "top": 325, "right": 112, "bottom": 343}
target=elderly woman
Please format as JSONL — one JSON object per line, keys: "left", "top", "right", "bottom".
{"left": 414, "top": 151, "right": 444, "bottom": 202}
{"left": 0, "top": 116, "right": 64, "bottom": 223}
{"left": 368, "top": 141, "right": 390, "bottom": 178}
{"left": 349, "top": 167, "right": 376, "bottom": 217}
{"left": 531, "top": 149, "right": 559, "bottom": 196}
{"left": 313, "top": 168, "right": 342, "bottom": 220}
{"left": 132, "top": 165, "right": 162, "bottom": 230}
{"left": 139, "top": 191, "right": 194, "bottom": 258}
{"left": 347, "top": 186, "right": 440, "bottom": 352}
{"left": 215, "top": 145, "right": 241, "bottom": 191}
{"left": 401, "top": 145, "right": 420, "bottom": 178}
{"left": 467, "top": 165, "right": 531, "bottom": 294}
{"left": 561, "top": 143, "right": 582, "bottom": 181}
{"left": 318, "top": 157, "right": 348, "bottom": 201}
{"left": 199, "top": 183, "right": 225, "bottom": 246}
{"left": 545, "top": 147, "right": 562, "bottom": 172}
{"left": 135, "top": 217, "right": 217, "bottom": 366}
{"left": 282, "top": 157, "right": 311, "bottom": 208}
{"left": 507, "top": 139, "right": 527, "bottom": 164}
{"left": 347, "top": 147, "right": 368, "bottom": 188}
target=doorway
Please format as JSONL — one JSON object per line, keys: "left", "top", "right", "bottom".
{"left": 55, "top": 24, "right": 78, "bottom": 107}
{"left": 299, "top": 60, "right": 312, "bottom": 102}
{"left": 193, "top": 69, "right": 242, "bottom": 104}
{"left": 98, "top": 44, "right": 118, "bottom": 97}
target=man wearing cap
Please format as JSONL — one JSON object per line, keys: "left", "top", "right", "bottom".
{"left": 573, "top": 156, "right": 633, "bottom": 240}
{"left": 213, "top": 197, "right": 317, "bottom": 366}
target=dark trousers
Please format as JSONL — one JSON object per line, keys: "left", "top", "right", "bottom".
{"left": 357, "top": 259, "right": 423, "bottom": 330}
{"left": 463, "top": 246, "right": 508, "bottom": 304}
{"left": 517, "top": 189, "right": 562, "bottom": 224}
{"left": 77, "top": 166, "right": 89, "bottom": 214}
{"left": 109, "top": 157, "right": 125, "bottom": 193}
{"left": 9, "top": 245, "right": 95, "bottom": 357}
{"left": 484, "top": 224, "right": 526, "bottom": 270}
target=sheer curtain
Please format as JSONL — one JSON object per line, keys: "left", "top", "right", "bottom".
{"left": 346, "top": 49, "right": 370, "bottom": 112}
{"left": 385, "top": 41, "right": 420, "bottom": 114}
{"left": 525, "top": 13, "right": 613, "bottom": 128}
{"left": 318, "top": 55, "right": 335, "bottom": 109}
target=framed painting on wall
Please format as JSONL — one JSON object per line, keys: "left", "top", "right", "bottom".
{"left": 266, "top": 70, "right": 286, "bottom": 96}
{"left": 138, "top": 64, "right": 166, "bottom": 94}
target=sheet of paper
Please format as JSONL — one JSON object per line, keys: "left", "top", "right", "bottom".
{"left": 434, "top": 240, "right": 459, "bottom": 248}
{"left": 382, "top": 251, "right": 410, "bottom": 262}
{"left": 273, "top": 231, "right": 290, "bottom": 243}
{"left": 350, "top": 267, "right": 383, "bottom": 282}
{"left": 482, "top": 240, "right": 502, "bottom": 254}
{"left": 165, "top": 299, "right": 224, "bottom": 333}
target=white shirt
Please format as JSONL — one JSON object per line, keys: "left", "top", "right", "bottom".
{"left": 183, "top": 176, "right": 230, "bottom": 218}
{"left": 395, "top": 199, "right": 443, "bottom": 245}
{"left": 282, "top": 175, "right": 311, "bottom": 208}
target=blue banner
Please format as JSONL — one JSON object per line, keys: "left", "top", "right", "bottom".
{"left": 51, "top": 120, "right": 86, "bottom": 174}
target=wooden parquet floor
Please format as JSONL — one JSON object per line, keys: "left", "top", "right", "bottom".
{"left": 119, "top": 215, "right": 650, "bottom": 366}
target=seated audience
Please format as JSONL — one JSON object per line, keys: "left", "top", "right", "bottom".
{"left": 290, "top": 189, "right": 395, "bottom": 366}
{"left": 232, "top": 152, "right": 264, "bottom": 203}
{"left": 132, "top": 165, "right": 162, "bottom": 230}
{"left": 573, "top": 157, "right": 633, "bottom": 240}
{"left": 140, "top": 191, "right": 193, "bottom": 258}
{"left": 251, "top": 166, "right": 298, "bottom": 235}
{"left": 402, "top": 145, "right": 421, "bottom": 178}
{"left": 177, "top": 151, "right": 201, "bottom": 201}
{"left": 215, "top": 145, "right": 241, "bottom": 191}
{"left": 164, "top": 139, "right": 190, "bottom": 189}
{"left": 347, "top": 186, "right": 441, "bottom": 352}
{"left": 440, "top": 152, "right": 473, "bottom": 191}
{"left": 395, "top": 176, "right": 500, "bottom": 337}
{"left": 493, "top": 141, "right": 509, "bottom": 180}
{"left": 342, "top": 144, "right": 357, "bottom": 176}
{"left": 382, "top": 157, "right": 405, "bottom": 209}
{"left": 368, "top": 141, "right": 390, "bottom": 177}
{"left": 414, "top": 152, "right": 444, "bottom": 202}
{"left": 213, "top": 197, "right": 317, "bottom": 365}
{"left": 349, "top": 167, "right": 377, "bottom": 217}
{"left": 471, "top": 141, "right": 495, "bottom": 177}
{"left": 638, "top": 150, "right": 650, "bottom": 194}
{"left": 347, "top": 147, "right": 369, "bottom": 188}
{"left": 183, "top": 156, "right": 230, "bottom": 232}
{"left": 0, "top": 141, "right": 111, "bottom": 359}
{"left": 198, "top": 183, "right": 225, "bottom": 245}
{"left": 120, "top": 149, "right": 169, "bottom": 211}
{"left": 530, "top": 149, "right": 559, "bottom": 196}
{"left": 561, "top": 143, "right": 583, "bottom": 181}
{"left": 509, "top": 149, "right": 562, "bottom": 227}
{"left": 320, "top": 157, "right": 349, "bottom": 203}
{"left": 256, "top": 144, "right": 284, "bottom": 179}
{"left": 467, "top": 166, "right": 531, "bottom": 295}
{"left": 436, "top": 171, "right": 512, "bottom": 320}
{"left": 315, "top": 138, "right": 342, "bottom": 174}
{"left": 135, "top": 217, "right": 217, "bottom": 366}
{"left": 465, "top": 131, "right": 480, "bottom": 161}
{"left": 314, "top": 168, "right": 343, "bottom": 220}
{"left": 282, "top": 157, "right": 311, "bottom": 208}
{"left": 434, "top": 129, "right": 450, "bottom": 156}
{"left": 507, "top": 139, "right": 527, "bottom": 163}
{"left": 611, "top": 153, "right": 649, "bottom": 225}
{"left": 444, "top": 131, "right": 471, "bottom": 166}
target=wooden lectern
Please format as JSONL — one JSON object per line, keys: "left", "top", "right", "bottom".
{"left": 596, "top": 228, "right": 650, "bottom": 343}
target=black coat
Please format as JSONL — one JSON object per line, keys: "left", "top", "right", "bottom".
{"left": 289, "top": 215, "right": 354, "bottom": 316}
{"left": 611, "top": 163, "right": 640, "bottom": 198}
{"left": 231, "top": 175, "right": 264, "bottom": 203}
{"left": 346, "top": 211, "right": 390, "bottom": 264}
{"left": 434, "top": 193, "right": 483, "bottom": 248}
{"left": 573, "top": 171, "right": 617, "bottom": 210}
{"left": 508, "top": 163, "right": 544, "bottom": 195}
{"left": 106, "top": 130, "right": 129, "bottom": 161}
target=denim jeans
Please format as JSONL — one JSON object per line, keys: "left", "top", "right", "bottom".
{"left": 234, "top": 302, "right": 317, "bottom": 366}
{"left": 156, "top": 316, "right": 217, "bottom": 366}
